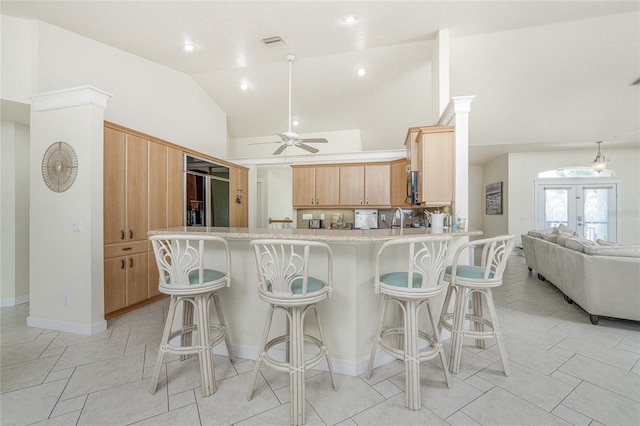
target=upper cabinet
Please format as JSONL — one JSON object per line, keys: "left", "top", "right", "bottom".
{"left": 339, "top": 163, "right": 391, "bottom": 207}
{"left": 405, "top": 125, "right": 454, "bottom": 206}
{"left": 229, "top": 166, "right": 249, "bottom": 227}
{"left": 292, "top": 165, "right": 339, "bottom": 207}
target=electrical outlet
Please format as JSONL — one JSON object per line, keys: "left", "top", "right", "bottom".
{"left": 73, "top": 219, "right": 82, "bottom": 232}
{"left": 302, "top": 214, "right": 312, "bottom": 220}
{"left": 63, "top": 294, "right": 70, "bottom": 306}
{"left": 320, "top": 214, "right": 325, "bottom": 220}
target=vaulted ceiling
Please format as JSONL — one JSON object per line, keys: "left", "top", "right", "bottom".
{"left": 2, "top": 1, "right": 639, "bottom": 163}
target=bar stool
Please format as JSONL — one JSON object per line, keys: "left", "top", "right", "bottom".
{"left": 366, "top": 235, "right": 453, "bottom": 410}
{"left": 438, "top": 235, "right": 515, "bottom": 375}
{"left": 148, "top": 234, "right": 234, "bottom": 397}
{"left": 247, "top": 239, "right": 337, "bottom": 426}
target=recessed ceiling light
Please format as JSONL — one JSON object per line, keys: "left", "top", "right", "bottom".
{"left": 182, "top": 42, "right": 197, "bottom": 52}
{"left": 292, "top": 118, "right": 300, "bottom": 127}
{"left": 357, "top": 68, "right": 366, "bottom": 77}
{"left": 240, "top": 81, "right": 251, "bottom": 91}
{"left": 342, "top": 15, "right": 358, "bottom": 24}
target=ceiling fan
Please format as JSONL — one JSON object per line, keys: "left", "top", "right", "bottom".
{"left": 264, "top": 54, "right": 328, "bottom": 155}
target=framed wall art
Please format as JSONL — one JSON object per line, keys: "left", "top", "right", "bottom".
{"left": 486, "top": 182, "right": 503, "bottom": 215}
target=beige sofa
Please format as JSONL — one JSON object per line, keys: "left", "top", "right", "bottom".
{"left": 521, "top": 230, "right": 640, "bottom": 325}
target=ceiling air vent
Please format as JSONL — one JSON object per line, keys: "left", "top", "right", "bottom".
{"left": 262, "top": 36, "right": 285, "bottom": 46}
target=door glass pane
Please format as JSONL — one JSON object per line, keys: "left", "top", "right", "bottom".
{"left": 544, "top": 188, "right": 569, "bottom": 228}
{"left": 582, "top": 187, "right": 611, "bottom": 241}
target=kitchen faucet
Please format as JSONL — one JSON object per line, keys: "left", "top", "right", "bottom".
{"left": 391, "top": 207, "right": 404, "bottom": 228}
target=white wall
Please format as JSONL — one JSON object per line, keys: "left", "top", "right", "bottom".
{"left": 508, "top": 147, "right": 640, "bottom": 246}
{"left": 3, "top": 16, "right": 227, "bottom": 159}
{"left": 0, "top": 16, "right": 33, "bottom": 104}
{"left": 468, "top": 165, "right": 483, "bottom": 233}
{"left": 0, "top": 121, "right": 30, "bottom": 306}
{"left": 481, "top": 154, "right": 509, "bottom": 238}
{"left": 266, "top": 166, "right": 294, "bottom": 225}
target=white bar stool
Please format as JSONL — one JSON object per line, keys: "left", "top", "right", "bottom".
{"left": 366, "top": 235, "right": 453, "bottom": 410}
{"left": 438, "top": 235, "right": 515, "bottom": 375}
{"left": 247, "top": 239, "right": 337, "bottom": 426}
{"left": 148, "top": 234, "right": 234, "bottom": 397}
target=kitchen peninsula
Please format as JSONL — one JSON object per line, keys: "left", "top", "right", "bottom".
{"left": 148, "top": 226, "right": 481, "bottom": 376}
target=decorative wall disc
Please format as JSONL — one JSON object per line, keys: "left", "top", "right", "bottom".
{"left": 42, "top": 141, "right": 78, "bottom": 192}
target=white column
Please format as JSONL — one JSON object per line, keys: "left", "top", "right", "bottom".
{"left": 432, "top": 29, "right": 451, "bottom": 120}
{"left": 437, "top": 96, "right": 475, "bottom": 223}
{"left": 28, "top": 86, "right": 111, "bottom": 335}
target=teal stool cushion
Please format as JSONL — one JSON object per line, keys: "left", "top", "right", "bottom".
{"left": 165, "top": 269, "right": 225, "bottom": 285}
{"left": 267, "top": 276, "right": 325, "bottom": 294}
{"left": 380, "top": 272, "right": 425, "bottom": 288}
{"left": 445, "top": 265, "right": 494, "bottom": 279}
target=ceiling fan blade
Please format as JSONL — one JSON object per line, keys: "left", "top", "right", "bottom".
{"left": 273, "top": 144, "right": 288, "bottom": 155}
{"left": 299, "top": 138, "right": 328, "bottom": 144}
{"left": 248, "top": 141, "right": 280, "bottom": 145}
{"left": 296, "top": 143, "right": 319, "bottom": 153}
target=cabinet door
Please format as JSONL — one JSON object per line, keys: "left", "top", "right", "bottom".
{"left": 104, "top": 128, "right": 126, "bottom": 244}
{"left": 339, "top": 165, "right": 365, "bottom": 206}
{"left": 390, "top": 160, "right": 410, "bottom": 206}
{"left": 230, "top": 191, "right": 248, "bottom": 227}
{"left": 126, "top": 135, "right": 149, "bottom": 241}
{"left": 230, "top": 166, "right": 248, "bottom": 193}
{"left": 104, "top": 257, "right": 126, "bottom": 314}
{"left": 167, "top": 147, "right": 184, "bottom": 227}
{"left": 148, "top": 142, "right": 167, "bottom": 232}
{"left": 315, "top": 166, "right": 339, "bottom": 206}
{"left": 292, "top": 167, "right": 316, "bottom": 207}
{"left": 126, "top": 253, "right": 148, "bottom": 305}
{"left": 365, "top": 164, "right": 390, "bottom": 206}
{"left": 422, "top": 130, "right": 454, "bottom": 204}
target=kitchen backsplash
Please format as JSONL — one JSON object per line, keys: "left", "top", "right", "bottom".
{"left": 296, "top": 206, "right": 451, "bottom": 229}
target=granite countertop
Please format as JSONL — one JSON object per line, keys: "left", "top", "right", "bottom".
{"left": 148, "top": 226, "right": 482, "bottom": 243}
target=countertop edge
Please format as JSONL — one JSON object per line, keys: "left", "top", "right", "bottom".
{"left": 148, "top": 227, "right": 483, "bottom": 243}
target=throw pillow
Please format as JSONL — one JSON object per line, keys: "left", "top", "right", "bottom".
{"left": 557, "top": 224, "right": 578, "bottom": 236}
{"left": 557, "top": 232, "right": 574, "bottom": 247}
{"left": 565, "top": 237, "right": 596, "bottom": 253}
{"left": 542, "top": 233, "right": 559, "bottom": 244}
{"left": 596, "top": 239, "right": 619, "bottom": 246}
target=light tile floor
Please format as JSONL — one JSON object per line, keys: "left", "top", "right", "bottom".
{"left": 1, "top": 255, "right": 639, "bottom": 425}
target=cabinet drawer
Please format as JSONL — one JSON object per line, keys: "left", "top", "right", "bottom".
{"left": 104, "top": 241, "right": 149, "bottom": 258}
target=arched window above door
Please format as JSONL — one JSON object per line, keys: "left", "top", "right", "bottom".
{"left": 538, "top": 167, "right": 614, "bottom": 178}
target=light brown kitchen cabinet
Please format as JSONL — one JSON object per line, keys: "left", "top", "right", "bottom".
{"left": 390, "top": 159, "right": 410, "bottom": 206}
{"left": 229, "top": 166, "right": 249, "bottom": 227}
{"left": 104, "top": 128, "right": 148, "bottom": 244}
{"left": 292, "top": 165, "right": 339, "bottom": 207}
{"left": 103, "top": 240, "right": 149, "bottom": 315}
{"left": 338, "top": 163, "right": 390, "bottom": 207}
{"left": 416, "top": 126, "right": 454, "bottom": 205}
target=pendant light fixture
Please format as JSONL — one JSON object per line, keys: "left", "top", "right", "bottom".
{"left": 591, "top": 141, "right": 609, "bottom": 172}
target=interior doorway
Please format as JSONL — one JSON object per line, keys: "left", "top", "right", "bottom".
{"left": 534, "top": 178, "right": 620, "bottom": 242}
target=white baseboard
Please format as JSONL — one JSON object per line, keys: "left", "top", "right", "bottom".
{"left": 26, "top": 315, "right": 107, "bottom": 336}
{"left": 0, "top": 294, "right": 30, "bottom": 307}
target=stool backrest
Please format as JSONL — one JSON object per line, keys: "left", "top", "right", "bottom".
{"left": 149, "top": 234, "right": 231, "bottom": 287}
{"left": 251, "top": 239, "right": 333, "bottom": 296}
{"left": 375, "top": 236, "right": 452, "bottom": 292}
{"left": 477, "top": 235, "right": 515, "bottom": 280}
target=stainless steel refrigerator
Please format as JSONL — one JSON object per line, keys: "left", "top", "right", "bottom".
{"left": 185, "top": 155, "right": 230, "bottom": 227}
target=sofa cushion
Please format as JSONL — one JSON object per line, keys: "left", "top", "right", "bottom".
{"left": 596, "top": 239, "right": 619, "bottom": 246}
{"left": 585, "top": 245, "right": 640, "bottom": 258}
{"left": 557, "top": 232, "right": 574, "bottom": 247}
{"left": 565, "top": 237, "right": 596, "bottom": 253}
{"left": 542, "top": 233, "right": 559, "bottom": 244}
{"left": 557, "top": 224, "right": 578, "bottom": 236}
{"left": 528, "top": 228, "right": 556, "bottom": 238}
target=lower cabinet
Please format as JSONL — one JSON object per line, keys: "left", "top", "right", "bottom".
{"left": 104, "top": 243, "right": 149, "bottom": 315}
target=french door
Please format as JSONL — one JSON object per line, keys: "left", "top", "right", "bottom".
{"left": 534, "top": 179, "right": 619, "bottom": 242}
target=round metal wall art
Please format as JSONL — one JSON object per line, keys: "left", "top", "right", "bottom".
{"left": 42, "top": 141, "right": 78, "bottom": 192}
